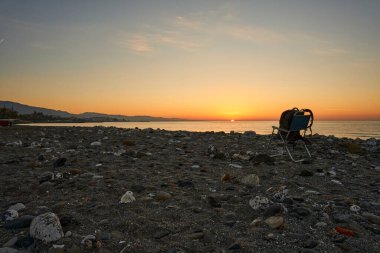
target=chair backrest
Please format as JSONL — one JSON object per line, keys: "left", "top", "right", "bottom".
{"left": 289, "top": 115, "right": 311, "bottom": 131}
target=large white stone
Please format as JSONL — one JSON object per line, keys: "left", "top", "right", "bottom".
{"left": 30, "top": 212, "right": 63, "bottom": 243}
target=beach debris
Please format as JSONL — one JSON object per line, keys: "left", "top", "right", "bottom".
{"left": 240, "top": 174, "right": 260, "bottom": 186}
{"left": 30, "top": 212, "right": 64, "bottom": 243}
{"left": 335, "top": 226, "right": 354, "bottom": 237}
{"left": 249, "top": 196, "right": 271, "bottom": 210}
{"left": 119, "top": 191, "right": 136, "bottom": 203}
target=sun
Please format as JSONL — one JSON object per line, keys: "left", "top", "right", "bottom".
{"left": 230, "top": 119, "right": 235, "bottom": 122}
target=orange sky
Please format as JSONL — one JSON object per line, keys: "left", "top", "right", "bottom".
{"left": 1, "top": 1, "right": 379, "bottom": 120}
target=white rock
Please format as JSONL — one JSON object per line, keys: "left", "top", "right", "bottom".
{"left": 249, "top": 196, "right": 271, "bottom": 210}
{"left": 191, "top": 165, "right": 201, "bottom": 169}
{"left": 120, "top": 191, "right": 136, "bottom": 203}
{"left": 315, "top": 222, "right": 327, "bottom": 227}
{"left": 30, "top": 212, "right": 64, "bottom": 243}
{"left": 350, "top": 205, "right": 361, "bottom": 213}
{"left": 331, "top": 179, "right": 343, "bottom": 185}
{"left": 90, "top": 141, "right": 102, "bottom": 146}
{"left": 229, "top": 163, "right": 242, "bottom": 169}
{"left": 10, "top": 199, "right": 25, "bottom": 210}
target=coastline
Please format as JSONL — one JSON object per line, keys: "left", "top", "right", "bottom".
{"left": 0, "top": 126, "right": 379, "bottom": 252}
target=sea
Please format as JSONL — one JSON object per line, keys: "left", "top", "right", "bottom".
{"left": 24, "top": 121, "right": 380, "bottom": 140}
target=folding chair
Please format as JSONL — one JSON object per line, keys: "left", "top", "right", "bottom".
{"left": 267, "top": 110, "right": 313, "bottom": 162}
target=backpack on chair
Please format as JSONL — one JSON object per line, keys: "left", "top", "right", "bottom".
{"left": 279, "top": 108, "right": 313, "bottom": 142}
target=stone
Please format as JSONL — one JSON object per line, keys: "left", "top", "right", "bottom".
{"left": 300, "top": 170, "right": 313, "bottom": 177}
{"left": 265, "top": 216, "right": 284, "bottom": 229}
{"left": 30, "top": 212, "right": 64, "bottom": 243}
{"left": 4, "top": 215, "right": 35, "bottom": 229}
{"left": 350, "top": 205, "right": 361, "bottom": 213}
{"left": 294, "top": 207, "right": 311, "bottom": 217}
{"left": 177, "top": 180, "right": 194, "bottom": 188}
{"left": 154, "top": 230, "right": 170, "bottom": 239}
{"left": 15, "top": 236, "right": 34, "bottom": 248}
{"left": 303, "top": 239, "right": 318, "bottom": 249}
{"left": 156, "top": 191, "right": 172, "bottom": 201}
{"left": 221, "top": 173, "right": 231, "bottom": 182}
{"left": 3, "top": 237, "right": 18, "bottom": 248}
{"left": 263, "top": 204, "right": 283, "bottom": 218}
{"left": 53, "top": 157, "right": 67, "bottom": 167}
{"left": 250, "top": 217, "right": 263, "bottom": 227}
{"left": 130, "top": 184, "right": 146, "bottom": 193}
{"left": 119, "top": 191, "right": 136, "bottom": 203}
{"left": 189, "top": 231, "right": 204, "bottom": 240}
{"left": 227, "top": 243, "right": 241, "bottom": 250}
{"left": 315, "top": 222, "right": 327, "bottom": 227}
{"left": 362, "top": 212, "right": 380, "bottom": 225}
{"left": 342, "top": 142, "right": 366, "bottom": 155}
{"left": 240, "top": 174, "right": 260, "bottom": 186}
{"left": 229, "top": 163, "right": 242, "bottom": 169}
{"left": 208, "top": 195, "right": 221, "bottom": 208}
{"left": 1, "top": 209, "right": 18, "bottom": 221}
{"left": 249, "top": 196, "right": 271, "bottom": 210}
{"left": 253, "top": 154, "right": 275, "bottom": 164}
{"left": 0, "top": 248, "right": 18, "bottom": 253}
{"left": 90, "top": 141, "right": 102, "bottom": 146}
{"left": 7, "top": 203, "right": 26, "bottom": 212}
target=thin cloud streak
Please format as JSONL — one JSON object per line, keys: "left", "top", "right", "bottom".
{"left": 311, "top": 47, "right": 348, "bottom": 56}
{"left": 125, "top": 35, "right": 153, "bottom": 53}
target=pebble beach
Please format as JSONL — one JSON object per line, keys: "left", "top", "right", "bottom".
{"left": 0, "top": 126, "right": 379, "bottom": 253}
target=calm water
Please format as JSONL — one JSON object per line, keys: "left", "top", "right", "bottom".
{"left": 23, "top": 121, "right": 380, "bottom": 139}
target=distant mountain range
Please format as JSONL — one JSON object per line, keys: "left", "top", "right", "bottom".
{"left": 0, "top": 101, "right": 184, "bottom": 121}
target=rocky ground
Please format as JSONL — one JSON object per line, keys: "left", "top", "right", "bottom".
{"left": 0, "top": 126, "right": 379, "bottom": 253}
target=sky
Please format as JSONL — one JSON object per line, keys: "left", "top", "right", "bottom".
{"left": 0, "top": 0, "right": 379, "bottom": 120}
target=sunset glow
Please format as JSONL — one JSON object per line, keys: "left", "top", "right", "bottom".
{"left": 1, "top": 1, "right": 379, "bottom": 120}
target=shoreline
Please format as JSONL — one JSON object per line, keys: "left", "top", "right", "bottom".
{"left": 1, "top": 126, "right": 379, "bottom": 252}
